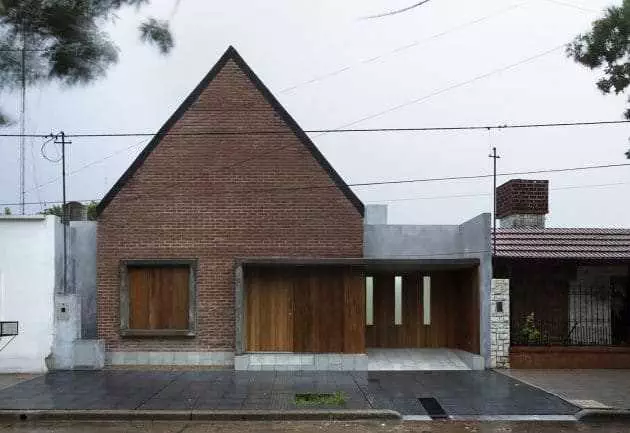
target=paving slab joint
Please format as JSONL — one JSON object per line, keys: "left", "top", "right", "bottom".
{"left": 0, "top": 409, "right": 402, "bottom": 422}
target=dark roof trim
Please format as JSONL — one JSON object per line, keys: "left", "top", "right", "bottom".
{"left": 236, "top": 257, "right": 480, "bottom": 267}
{"left": 96, "top": 46, "right": 364, "bottom": 216}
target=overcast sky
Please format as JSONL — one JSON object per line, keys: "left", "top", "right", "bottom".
{"left": 1, "top": 0, "right": 629, "bottom": 226}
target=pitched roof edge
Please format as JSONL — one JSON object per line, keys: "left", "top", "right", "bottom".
{"left": 96, "top": 46, "right": 364, "bottom": 217}
{"left": 228, "top": 49, "right": 364, "bottom": 217}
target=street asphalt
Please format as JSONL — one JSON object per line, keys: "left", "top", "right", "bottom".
{"left": 1, "top": 420, "right": 630, "bottom": 433}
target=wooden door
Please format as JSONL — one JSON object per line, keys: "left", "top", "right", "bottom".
{"left": 245, "top": 266, "right": 365, "bottom": 353}
{"left": 245, "top": 267, "right": 294, "bottom": 351}
{"left": 293, "top": 267, "right": 345, "bottom": 353}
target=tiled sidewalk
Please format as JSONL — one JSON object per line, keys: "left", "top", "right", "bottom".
{"left": 500, "top": 369, "right": 630, "bottom": 410}
{"left": 0, "top": 371, "right": 578, "bottom": 417}
{"left": 0, "top": 375, "right": 38, "bottom": 391}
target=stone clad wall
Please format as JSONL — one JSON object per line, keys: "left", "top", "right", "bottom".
{"left": 491, "top": 279, "right": 510, "bottom": 368}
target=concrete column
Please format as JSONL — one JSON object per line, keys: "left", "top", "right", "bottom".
{"left": 490, "top": 279, "right": 510, "bottom": 368}
{"left": 234, "top": 264, "right": 245, "bottom": 355}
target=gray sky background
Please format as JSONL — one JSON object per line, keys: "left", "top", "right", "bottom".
{"left": 1, "top": 0, "right": 629, "bottom": 226}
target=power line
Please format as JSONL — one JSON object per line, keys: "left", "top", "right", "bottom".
{"left": 5, "top": 160, "right": 627, "bottom": 208}
{"left": 214, "top": 119, "right": 630, "bottom": 171}
{"left": 541, "top": 0, "right": 599, "bottom": 13}
{"left": 26, "top": 138, "right": 149, "bottom": 193}
{"left": 0, "top": 41, "right": 577, "bottom": 177}
{"left": 366, "top": 181, "right": 630, "bottom": 203}
{"left": 1, "top": 119, "right": 628, "bottom": 140}
{"left": 361, "top": 0, "right": 432, "bottom": 19}
{"left": 271, "top": 162, "right": 630, "bottom": 191}
{"left": 330, "top": 44, "right": 566, "bottom": 131}
{"left": 223, "top": 40, "right": 590, "bottom": 169}
{"left": 280, "top": 3, "right": 526, "bottom": 94}
{"left": 0, "top": 199, "right": 97, "bottom": 207}
{"left": 3, "top": 166, "right": 630, "bottom": 209}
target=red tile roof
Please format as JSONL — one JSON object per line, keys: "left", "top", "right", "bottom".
{"left": 493, "top": 228, "right": 630, "bottom": 259}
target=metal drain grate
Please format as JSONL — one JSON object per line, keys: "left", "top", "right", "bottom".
{"left": 418, "top": 397, "right": 448, "bottom": 419}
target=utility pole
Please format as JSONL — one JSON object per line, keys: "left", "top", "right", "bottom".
{"left": 53, "top": 132, "right": 71, "bottom": 293}
{"left": 488, "top": 146, "right": 501, "bottom": 255}
{"left": 19, "top": 35, "right": 26, "bottom": 214}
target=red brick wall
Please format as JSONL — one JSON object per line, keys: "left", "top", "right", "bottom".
{"left": 496, "top": 179, "right": 549, "bottom": 218}
{"left": 97, "top": 59, "right": 364, "bottom": 352}
{"left": 511, "top": 346, "right": 630, "bottom": 368}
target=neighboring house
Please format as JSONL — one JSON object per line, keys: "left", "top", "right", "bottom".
{"left": 0, "top": 210, "right": 101, "bottom": 373}
{"left": 494, "top": 179, "right": 630, "bottom": 368}
{"left": 95, "top": 46, "right": 494, "bottom": 370}
{"left": 0, "top": 216, "right": 58, "bottom": 373}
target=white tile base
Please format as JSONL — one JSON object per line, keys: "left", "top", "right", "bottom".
{"left": 106, "top": 351, "right": 234, "bottom": 367}
{"left": 234, "top": 353, "right": 368, "bottom": 371}
{"left": 367, "top": 348, "right": 480, "bottom": 371}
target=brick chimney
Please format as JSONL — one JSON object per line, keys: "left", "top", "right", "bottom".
{"left": 496, "top": 179, "right": 548, "bottom": 228}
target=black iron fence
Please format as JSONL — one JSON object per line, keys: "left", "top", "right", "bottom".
{"left": 511, "top": 281, "right": 630, "bottom": 346}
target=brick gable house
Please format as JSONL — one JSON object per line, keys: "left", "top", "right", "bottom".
{"left": 96, "top": 47, "right": 365, "bottom": 367}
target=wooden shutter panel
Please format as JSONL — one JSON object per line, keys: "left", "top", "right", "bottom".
{"left": 128, "top": 266, "right": 189, "bottom": 330}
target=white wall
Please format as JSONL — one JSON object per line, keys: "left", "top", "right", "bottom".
{"left": 0, "top": 216, "right": 59, "bottom": 373}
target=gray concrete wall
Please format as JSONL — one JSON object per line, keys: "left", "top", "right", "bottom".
{"left": 363, "top": 212, "right": 493, "bottom": 365}
{"left": 68, "top": 222, "right": 97, "bottom": 338}
{"left": 54, "top": 217, "right": 63, "bottom": 294}
{"left": 51, "top": 221, "right": 100, "bottom": 368}
{"left": 364, "top": 224, "right": 461, "bottom": 259}
{"left": 51, "top": 294, "right": 81, "bottom": 370}
{"left": 461, "top": 214, "right": 493, "bottom": 366}
{"left": 365, "top": 205, "right": 388, "bottom": 225}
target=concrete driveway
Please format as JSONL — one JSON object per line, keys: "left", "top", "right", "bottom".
{"left": 499, "top": 370, "right": 630, "bottom": 410}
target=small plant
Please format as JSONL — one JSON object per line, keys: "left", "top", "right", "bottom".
{"left": 295, "top": 391, "right": 346, "bottom": 406}
{"left": 519, "top": 312, "right": 542, "bottom": 345}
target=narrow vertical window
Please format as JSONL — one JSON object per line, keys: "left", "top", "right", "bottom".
{"left": 366, "top": 276, "right": 374, "bottom": 326}
{"left": 394, "top": 276, "right": 403, "bottom": 325}
{"left": 423, "top": 276, "right": 431, "bottom": 325}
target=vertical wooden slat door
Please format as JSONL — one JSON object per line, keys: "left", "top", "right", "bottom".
{"left": 292, "top": 267, "right": 345, "bottom": 353}
{"left": 245, "top": 266, "right": 365, "bottom": 353}
{"left": 245, "top": 267, "right": 294, "bottom": 352}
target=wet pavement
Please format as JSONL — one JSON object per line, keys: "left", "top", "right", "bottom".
{"left": 0, "top": 376, "right": 38, "bottom": 392}
{"left": 0, "top": 370, "right": 578, "bottom": 417}
{"left": 501, "top": 369, "right": 630, "bottom": 410}
{"left": 1, "top": 421, "right": 630, "bottom": 433}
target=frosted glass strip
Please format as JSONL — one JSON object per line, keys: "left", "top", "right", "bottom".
{"left": 366, "top": 276, "right": 374, "bottom": 326}
{"left": 394, "top": 276, "right": 402, "bottom": 325}
{"left": 423, "top": 276, "right": 431, "bottom": 325}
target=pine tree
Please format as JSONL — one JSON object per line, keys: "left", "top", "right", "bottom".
{"left": 0, "top": 0, "right": 176, "bottom": 125}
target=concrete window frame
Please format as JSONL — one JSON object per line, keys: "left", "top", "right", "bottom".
{"left": 119, "top": 259, "right": 197, "bottom": 338}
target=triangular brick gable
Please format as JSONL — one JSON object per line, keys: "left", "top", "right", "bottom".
{"left": 96, "top": 46, "right": 364, "bottom": 216}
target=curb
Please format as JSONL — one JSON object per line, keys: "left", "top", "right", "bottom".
{"left": 0, "top": 409, "right": 402, "bottom": 422}
{"left": 576, "top": 409, "right": 630, "bottom": 422}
